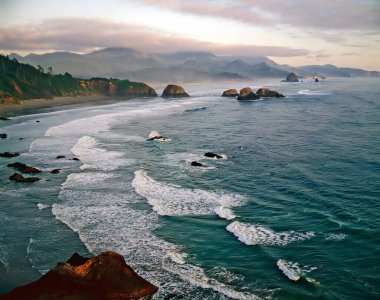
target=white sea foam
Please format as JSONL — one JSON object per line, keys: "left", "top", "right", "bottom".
{"left": 226, "top": 221, "right": 315, "bottom": 246}
{"left": 214, "top": 206, "right": 237, "bottom": 220}
{"left": 54, "top": 169, "right": 262, "bottom": 299}
{"left": 277, "top": 259, "right": 318, "bottom": 283}
{"left": 132, "top": 170, "right": 246, "bottom": 216}
{"left": 324, "top": 233, "right": 347, "bottom": 241}
{"left": 297, "top": 89, "right": 329, "bottom": 96}
{"left": 163, "top": 252, "right": 261, "bottom": 300}
{"left": 37, "top": 203, "right": 50, "bottom": 210}
{"left": 71, "top": 136, "right": 134, "bottom": 171}
{"left": 149, "top": 130, "right": 161, "bottom": 139}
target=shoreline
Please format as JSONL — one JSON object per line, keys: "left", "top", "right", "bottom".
{"left": 0, "top": 94, "right": 121, "bottom": 117}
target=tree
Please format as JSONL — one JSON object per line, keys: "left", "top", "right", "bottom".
{"left": 47, "top": 66, "right": 53, "bottom": 75}
{"left": 37, "top": 65, "right": 44, "bottom": 73}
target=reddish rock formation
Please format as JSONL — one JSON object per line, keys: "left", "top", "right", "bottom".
{"left": 162, "top": 84, "right": 190, "bottom": 98}
{"left": 0, "top": 251, "right": 158, "bottom": 300}
{"left": 237, "top": 87, "right": 260, "bottom": 100}
{"left": 256, "top": 87, "right": 284, "bottom": 98}
{"left": 221, "top": 89, "right": 239, "bottom": 97}
{"left": 7, "top": 162, "right": 41, "bottom": 174}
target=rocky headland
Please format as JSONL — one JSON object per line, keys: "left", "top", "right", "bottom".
{"left": 0, "top": 251, "right": 158, "bottom": 300}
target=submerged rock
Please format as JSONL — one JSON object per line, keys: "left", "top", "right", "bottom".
{"left": 0, "top": 134, "right": 7, "bottom": 139}
{"left": 50, "top": 168, "right": 61, "bottom": 174}
{"left": 222, "top": 89, "right": 239, "bottom": 97}
{"left": 0, "top": 116, "right": 10, "bottom": 121}
{"left": 0, "top": 251, "right": 158, "bottom": 300}
{"left": 55, "top": 155, "right": 66, "bottom": 159}
{"left": 72, "top": 157, "right": 80, "bottom": 161}
{"left": 237, "top": 87, "right": 260, "bottom": 100}
{"left": 147, "top": 130, "right": 171, "bottom": 142}
{"left": 256, "top": 87, "right": 284, "bottom": 98}
{"left": 204, "top": 152, "right": 223, "bottom": 159}
{"left": 7, "top": 162, "right": 41, "bottom": 174}
{"left": 285, "top": 72, "right": 299, "bottom": 82}
{"left": 0, "top": 152, "right": 20, "bottom": 158}
{"left": 9, "top": 173, "right": 41, "bottom": 183}
{"left": 162, "top": 84, "right": 190, "bottom": 98}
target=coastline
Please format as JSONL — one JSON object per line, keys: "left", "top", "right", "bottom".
{"left": 0, "top": 94, "right": 119, "bottom": 117}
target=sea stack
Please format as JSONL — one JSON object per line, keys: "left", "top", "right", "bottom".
{"left": 285, "top": 73, "right": 299, "bottom": 82}
{"left": 256, "top": 88, "right": 285, "bottom": 98}
{"left": 0, "top": 251, "right": 158, "bottom": 300}
{"left": 237, "top": 87, "right": 260, "bottom": 100}
{"left": 221, "top": 89, "right": 239, "bottom": 97}
{"left": 162, "top": 84, "right": 190, "bottom": 98}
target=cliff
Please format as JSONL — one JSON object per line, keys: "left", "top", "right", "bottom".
{"left": 0, "top": 55, "right": 157, "bottom": 103}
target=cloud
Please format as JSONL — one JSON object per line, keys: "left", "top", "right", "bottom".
{"left": 139, "top": 0, "right": 380, "bottom": 31}
{"left": 0, "top": 18, "right": 308, "bottom": 57}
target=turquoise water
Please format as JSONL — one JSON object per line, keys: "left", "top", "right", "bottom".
{"left": 0, "top": 78, "right": 379, "bottom": 299}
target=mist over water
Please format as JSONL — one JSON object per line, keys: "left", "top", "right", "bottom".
{"left": 0, "top": 78, "right": 379, "bottom": 299}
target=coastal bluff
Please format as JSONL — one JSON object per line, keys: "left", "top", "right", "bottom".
{"left": 0, "top": 251, "right": 158, "bottom": 300}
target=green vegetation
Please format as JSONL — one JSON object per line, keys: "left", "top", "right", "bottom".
{"left": 0, "top": 54, "right": 156, "bottom": 103}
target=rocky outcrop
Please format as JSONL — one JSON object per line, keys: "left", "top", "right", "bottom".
{"left": 285, "top": 72, "right": 299, "bottom": 82}
{"left": 9, "top": 173, "right": 41, "bottom": 183}
{"left": 222, "top": 89, "right": 239, "bottom": 97}
{"left": 205, "top": 152, "right": 223, "bottom": 159}
{"left": 162, "top": 85, "right": 190, "bottom": 98}
{"left": 0, "top": 152, "right": 20, "bottom": 158}
{"left": 0, "top": 251, "right": 158, "bottom": 300}
{"left": 191, "top": 161, "right": 207, "bottom": 167}
{"left": 314, "top": 77, "right": 320, "bottom": 82}
{"left": 7, "top": 162, "right": 41, "bottom": 174}
{"left": 256, "top": 88, "right": 284, "bottom": 98}
{"left": 88, "top": 79, "right": 157, "bottom": 98}
{"left": 237, "top": 87, "right": 260, "bottom": 100}
{"left": 50, "top": 168, "right": 61, "bottom": 174}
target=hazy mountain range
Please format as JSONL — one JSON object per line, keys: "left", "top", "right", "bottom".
{"left": 9, "top": 47, "right": 380, "bottom": 83}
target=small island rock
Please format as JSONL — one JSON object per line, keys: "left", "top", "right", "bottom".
{"left": 9, "top": 173, "right": 41, "bottom": 183}
{"left": 205, "top": 152, "right": 223, "bottom": 159}
{"left": 0, "top": 251, "right": 158, "bottom": 300}
{"left": 50, "top": 168, "right": 61, "bottom": 174}
{"left": 222, "top": 89, "right": 239, "bottom": 97}
{"left": 285, "top": 72, "right": 299, "bottom": 82}
{"left": 7, "top": 162, "right": 41, "bottom": 174}
{"left": 237, "top": 87, "right": 260, "bottom": 100}
{"left": 191, "top": 161, "right": 207, "bottom": 167}
{"left": 0, "top": 133, "right": 7, "bottom": 139}
{"left": 162, "top": 84, "right": 190, "bottom": 98}
{"left": 0, "top": 152, "right": 20, "bottom": 158}
{"left": 56, "top": 155, "right": 66, "bottom": 159}
{"left": 256, "top": 88, "right": 285, "bottom": 98}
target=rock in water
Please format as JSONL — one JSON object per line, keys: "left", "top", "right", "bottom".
{"left": 237, "top": 87, "right": 260, "bottom": 100}
{"left": 0, "top": 251, "right": 158, "bottom": 300}
{"left": 221, "top": 89, "right": 239, "bottom": 97}
{"left": 55, "top": 155, "right": 65, "bottom": 159}
{"left": 285, "top": 72, "right": 299, "bottom": 82}
{"left": 0, "top": 134, "right": 7, "bottom": 139}
{"left": 191, "top": 161, "right": 207, "bottom": 167}
{"left": 315, "top": 77, "right": 320, "bottom": 82}
{"left": 204, "top": 152, "right": 223, "bottom": 159}
{"left": 256, "top": 87, "right": 285, "bottom": 98}
{"left": 50, "top": 168, "right": 61, "bottom": 174}
{"left": 162, "top": 84, "right": 190, "bottom": 98}
{"left": 0, "top": 152, "right": 20, "bottom": 158}
{"left": 9, "top": 173, "right": 41, "bottom": 183}
{"left": 7, "top": 162, "right": 41, "bottom": 174}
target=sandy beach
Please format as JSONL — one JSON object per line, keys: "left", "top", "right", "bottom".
{"left": 0, "top": 95, "right": 117, "bottom": 116}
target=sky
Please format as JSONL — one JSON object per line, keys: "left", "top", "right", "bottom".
{"left": 1, "top": 0, "right": 380, "bottom": 70}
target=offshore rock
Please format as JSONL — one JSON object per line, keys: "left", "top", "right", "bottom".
{"left": 162, "top": 84, "right": 190, "bottom": 98}
{"left": 0, "top": 152, "right": 20, "bottom": 158}
{"left": 256, "top": 87, "right": 285, "bottom": 98}
{"left": 285, "top": 72, "right": 299, "bottom": 82}
{"left": 204, "top": 152, "right": 223, "bottom": 159}
{"left": 9, "top": 173, "right": 41, "bottom": 183}
{"left": 221, "top": 89, "right": 239, "bottom": 97}
{"left": 0, "top": 133, "right": 7, "bottom": 139}
{"left": 191, "top": 161, "right": 207, "bottom": 167}
{"left": 7, "top": 162, "right": 41, "bottom": 174}
{"left": 237, "top": 87, "right": 260, "bottom": 100}
{"left": 0, "top": 251, "right": 158, "bottom": 300}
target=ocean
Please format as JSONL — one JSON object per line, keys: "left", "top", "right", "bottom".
{"left": 0, "top": 78, "right": 379, "bottom": 299}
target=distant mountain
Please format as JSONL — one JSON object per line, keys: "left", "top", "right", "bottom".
{"left": 10, "top": 47, "right": 380, "bottom": 83}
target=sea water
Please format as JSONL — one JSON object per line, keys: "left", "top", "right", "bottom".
{"left": 0, "top": 78, "right": 379, "bottom": 299}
